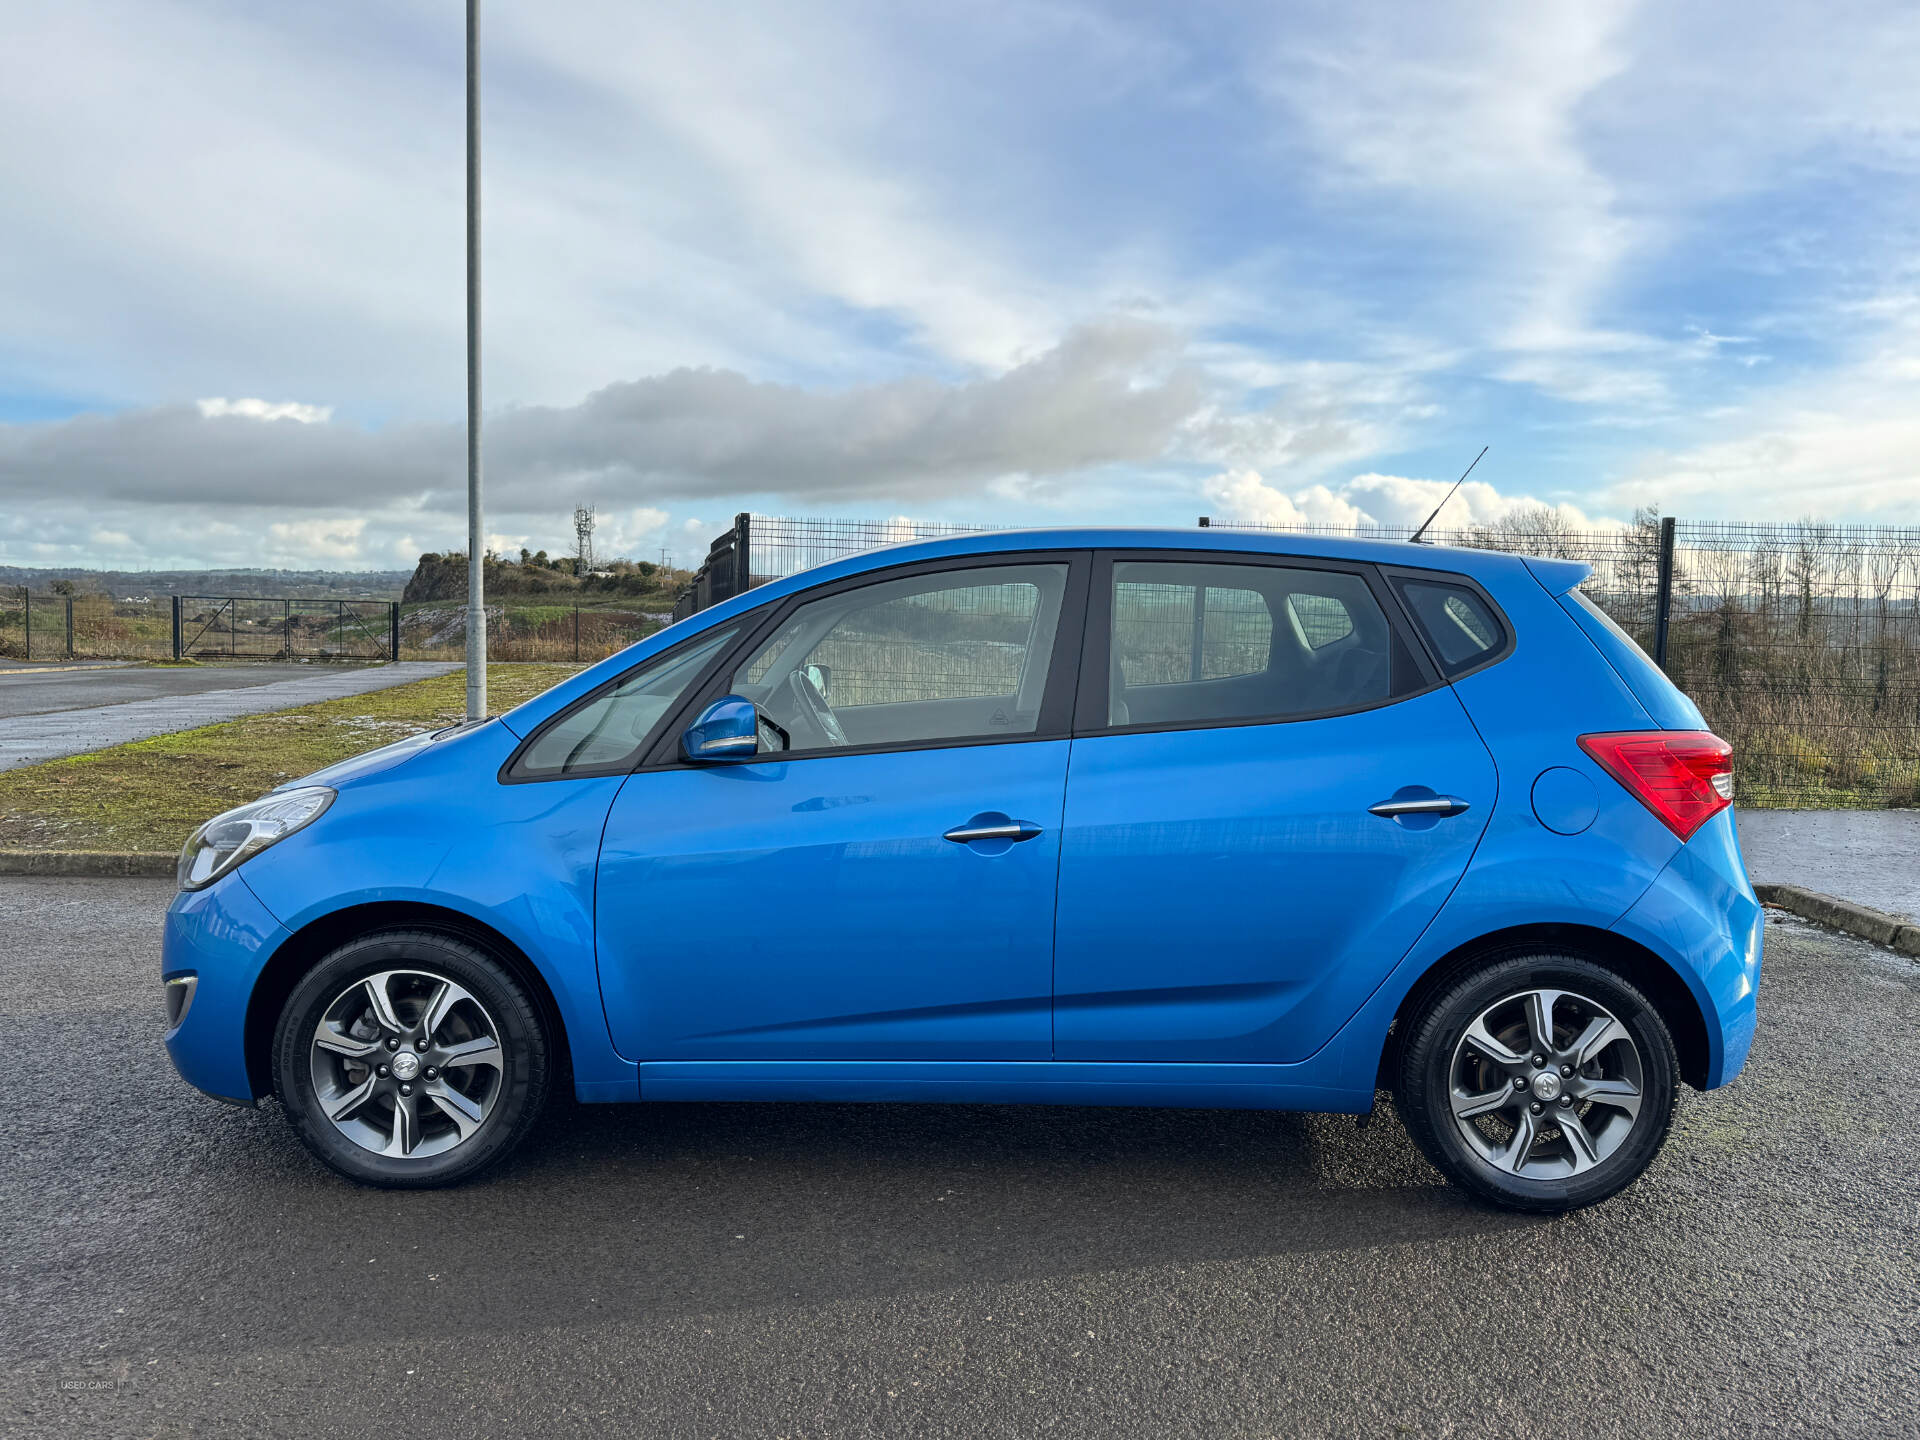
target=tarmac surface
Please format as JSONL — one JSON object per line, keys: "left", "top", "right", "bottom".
{"left": 3, "top": 877, "right": 1915, "bottom": 1438}
{"left": 0, "top": 662, "right": 458, "bottom": 770}
{"left": 1738, "top": 808, "right": 1920, "bottom": 922}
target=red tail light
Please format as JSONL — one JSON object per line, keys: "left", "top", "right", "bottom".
{"left": 1577, "top": 731, "right": 1734, "bottom": 840}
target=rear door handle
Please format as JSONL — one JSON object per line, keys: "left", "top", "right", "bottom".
{"left": 943, "top": 819, "right": 1044, "bottom": 844}
{"left": 1369, "top": 795, "right": 1471, "bottom": 818}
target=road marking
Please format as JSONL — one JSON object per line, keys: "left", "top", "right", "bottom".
{"left": 0, "top": 663, "right": 134, "bottom": 676}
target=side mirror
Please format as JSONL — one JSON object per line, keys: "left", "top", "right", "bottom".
{"left": 681, "top": 695, "right": 787, "bottom": 763}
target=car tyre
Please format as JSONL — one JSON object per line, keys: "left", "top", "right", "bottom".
{"left": 272, "top": 929, "right": 549, "bottom": 1188}
{"left": 1395, "top": 952, "right": 1678, "bottom": 1213}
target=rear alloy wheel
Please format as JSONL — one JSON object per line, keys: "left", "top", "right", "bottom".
{"left": 1396, "top": 954, "right": 1678, "bottom": 1212}
{"left": 272, "top": 930, "right": 549, "bottom": 1187}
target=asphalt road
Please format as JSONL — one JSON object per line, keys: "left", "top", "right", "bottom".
{"left": 4, "top": 879, "right": 1916, "bottom": 1439}
{"left": 0, "top": 663, "right": 363, "bottom": 719}
{"left": 0, "top": 662, "right": 458, "bottom": 771}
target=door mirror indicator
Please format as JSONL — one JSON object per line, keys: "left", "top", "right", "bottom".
{"left": 682, "top": 696, "right": 789, "bottom": 763}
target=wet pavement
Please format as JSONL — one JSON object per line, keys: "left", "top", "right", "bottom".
{"left": 1739, "top": 808, "right": 1920, "bottom": 921}
{"left": 3, "top": 878, "right": 1916, "bottom": 1438}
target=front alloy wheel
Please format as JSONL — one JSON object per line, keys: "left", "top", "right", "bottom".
{"left": 1396, "top": 954, "right": 1678, "bottom": 1212}
{"left": 273, "top": 930, "right": 549, "bottom": 1187}
{"left": 308, "top": 970, "right": 505, "bottom": 1159}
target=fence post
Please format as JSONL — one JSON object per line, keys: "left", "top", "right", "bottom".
{"left": 171, "top": 595, "right": 183, "bottom": 660}
{"left": 21, "top": 590, "right": 29, "bottom": 662}
{"left": 65, "top": 597, "right": 75, "bottom": 659}
{"left": 1652, "top": 515, "right": 1677, "bottom": 671}
{"left": 735, "top": 512, "right": 753, "bottom": 595}
{"left": 389, "top": 602, "right": 401, "bottom": 662}
{"left": 573, "top": 604, "right": 580, "bottom": 663}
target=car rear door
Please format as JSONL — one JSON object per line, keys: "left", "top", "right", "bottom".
{"left": 1052, "top": 551, "right": 1497, "bottom": 1063}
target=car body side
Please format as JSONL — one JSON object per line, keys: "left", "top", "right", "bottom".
{"left": 162, "top": 527, "right": 1761, "bottom": 1111}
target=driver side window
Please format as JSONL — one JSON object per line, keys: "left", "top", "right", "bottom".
{"left": 730, "top": 563, "right": 1069, "bottom": 755}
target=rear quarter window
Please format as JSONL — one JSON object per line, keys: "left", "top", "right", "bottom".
{"left": 1393, "top": 577, "right": 1509, "bottom": 676}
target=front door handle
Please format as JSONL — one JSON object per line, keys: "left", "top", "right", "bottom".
{"left": 943, "top": 819, "right": 1044, "bottom": 844}
{"left": 1369, "top": 794, "right": 1471, "bottom": 819}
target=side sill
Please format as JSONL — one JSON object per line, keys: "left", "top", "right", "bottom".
{"left": 636, "top": 1060, "right": 1371, "bottom": 1114}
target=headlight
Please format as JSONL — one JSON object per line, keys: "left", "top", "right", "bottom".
{"left": 177, "top": 786, "right": 335, "bottom": 891}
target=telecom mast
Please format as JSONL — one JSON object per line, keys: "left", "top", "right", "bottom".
{"left": 573, "top": 505, "right": 596, "bottom": 573}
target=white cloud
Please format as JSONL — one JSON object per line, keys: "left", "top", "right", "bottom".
{"left": 266, "top": 515, "right": 368, "bottom": 561}
{"left": 1204, "top": 467, "right": 1615, "bottom": 532}
{"left": 196, "top": 397, "right": 333, "bottom": 424}
{"left": 1255, "top": 3, "right": 1644, "bottom": 371}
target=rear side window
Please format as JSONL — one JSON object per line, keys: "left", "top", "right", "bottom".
{"left": 513, "top": 625, "right": 739, "bottom": 777}
{"left": 1105, "top": 560, "right": 1412, "bottom": 729}
{"left": 1394, "top": 578, "right": 1508, "bottom": 676}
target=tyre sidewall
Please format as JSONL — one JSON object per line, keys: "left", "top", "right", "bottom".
{"left": 1400, "top": 955, "right": 1678, "bottom": 1213}
{"left": 272, "top": 931, "right": 548, "bottom": 1188}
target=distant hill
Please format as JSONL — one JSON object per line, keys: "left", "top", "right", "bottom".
{"left": 0, "top": 565, "right": 413, "bottom": 599}
{"left": 402, "top": 551, "right": 688, "bottom": 605}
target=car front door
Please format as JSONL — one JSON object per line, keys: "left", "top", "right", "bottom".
{"left": 1052, "top": 552, "right": 1497, "bottom": 1063}
{"left": 595, "top": 554, "right": 1088, "bottom": 1062}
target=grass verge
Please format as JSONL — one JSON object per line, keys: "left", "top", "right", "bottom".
{"left": 0, "top": 664, "right": 579, "bottom": 854}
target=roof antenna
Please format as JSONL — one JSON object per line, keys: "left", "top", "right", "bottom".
{"left": 1408, "top": 445, "right": 1488, "bottom": 545}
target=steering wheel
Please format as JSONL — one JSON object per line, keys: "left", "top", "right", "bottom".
{"left": 786, "top": 668, "right": 849, "bottom": 747}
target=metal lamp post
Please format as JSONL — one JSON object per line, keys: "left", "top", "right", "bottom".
{"left": 464, "top": 0, "right": 487, "bottom": 721}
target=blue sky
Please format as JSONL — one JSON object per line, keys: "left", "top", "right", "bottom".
{"left": 2, "top": 0, "right": 1918, "bottom": 570}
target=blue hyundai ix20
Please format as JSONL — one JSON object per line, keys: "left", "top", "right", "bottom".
{"left": 162, "top": 528, "right": 1761, "bottom": 1212}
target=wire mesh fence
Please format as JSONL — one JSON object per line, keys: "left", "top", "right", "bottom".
{"left": 0, "top": 588, "right": 669, "bottom": 667}
{"left": 0, "top": 592, "right": 80, "bottom": 662}
{"left": 747, "top": 514, "right": 1010, "bottom": 587}
{"left": 1661, "top": 522, "right": 1920, "bottom": 809}
{"left": 671, "top": 512, "right": 1920, "bottom": 809}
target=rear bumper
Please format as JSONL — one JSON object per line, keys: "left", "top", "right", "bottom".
{"left": 1609, "top": 807, "right": 1763, "bottom": 1089}
{"left": 162, "top": 873, "right": 290, "bottom": 1105}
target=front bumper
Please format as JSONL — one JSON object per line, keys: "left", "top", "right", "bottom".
{"left": 1610, "top": 807, "right": 1763, "bottom": 1089}
{"left": 162, "top": 872, "right": 291, "bottom": 1105}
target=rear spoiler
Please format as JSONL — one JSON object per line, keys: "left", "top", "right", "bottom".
{"left": 1523, "top": 556, "right": 1592, "bottom": 596}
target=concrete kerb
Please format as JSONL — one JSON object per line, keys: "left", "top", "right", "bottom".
{"left": 1755, "top": 882, "right": 1920, "bottom": 958}
{"left": 0, "top": 850, "right": 174, "bottom": 878}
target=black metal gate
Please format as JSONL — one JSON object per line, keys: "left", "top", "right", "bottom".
{"left": 175, "top": 596, "right": 399, "bottom": 661}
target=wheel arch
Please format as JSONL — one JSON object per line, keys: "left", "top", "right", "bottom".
{"left": 1376, "top": 922, "right": 1712, "bottom": 1092}
{"left": 243, "top": 901, "right": 573, "bottom": 1101}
